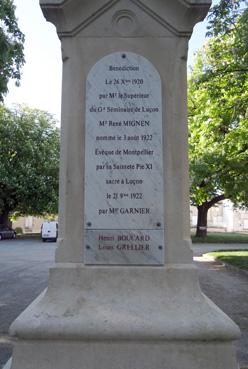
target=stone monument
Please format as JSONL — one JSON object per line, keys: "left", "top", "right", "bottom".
{"left": 5, "top": 1, "right": 240, "bottom": 368}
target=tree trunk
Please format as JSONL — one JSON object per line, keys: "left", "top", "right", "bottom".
{"left": 0, "top": 210, "right": 10, "bottom": 227}
{"left": 195, "top": 194, "right": 226, "bottom": 238}
{"left": 196, "top": 204, "right": 208, "bottom": 237}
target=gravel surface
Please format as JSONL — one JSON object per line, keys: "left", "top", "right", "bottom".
{"left": 195, "top": 255, "right": 248, "bottom": 366}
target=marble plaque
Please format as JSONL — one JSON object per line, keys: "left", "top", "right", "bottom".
{"left": 85, "top": 229, "right": 164, "bottom": 265}
{"left": 84, "top": 52, "right": 164, "bottom": 265}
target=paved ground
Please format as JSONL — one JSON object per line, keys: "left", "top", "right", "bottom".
{"left": 195, "top": 256, "right": 248, "bottom": 366}
{"left": 0, "top": 238, "right": 56, "bottom": 368}
{"left": 0, "top": 239, "right": 247, "bottom": 368}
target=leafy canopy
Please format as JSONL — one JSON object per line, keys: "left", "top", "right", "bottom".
{"left": 0, "top": 105, "right": 60, "bottom": 220}
{"left": 0, "top": 0, "right": 25, "bottom": 101}
{"left": 207, "top": 0, "right": 248, "bottom": 37}
{"left": 188, "top": 2, "right": 248, "bottom": 208}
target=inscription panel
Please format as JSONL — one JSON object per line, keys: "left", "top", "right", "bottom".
{"left": 84, "top": 52, "right": 164, "bottom": 265}
{"left": 85, "top": 230, "right": 164, "bottom": 265}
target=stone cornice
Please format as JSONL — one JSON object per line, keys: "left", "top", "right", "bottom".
{"left": 40, "top": 0, "right": 212, "bottom": 38}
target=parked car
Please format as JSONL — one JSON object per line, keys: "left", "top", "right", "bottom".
{"left": 41, "top": 221, "right": 58, "bottom": 242}
{"left": 0, "top": 226, "right": 17, "bottom": 240}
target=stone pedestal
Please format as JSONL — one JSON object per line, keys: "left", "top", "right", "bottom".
{"left": 5, "top": 1, "right": 240, "bottom": 368}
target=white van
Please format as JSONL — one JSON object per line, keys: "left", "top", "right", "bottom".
{"left": 41, "top": 221, "right": 58, "bottom": 242}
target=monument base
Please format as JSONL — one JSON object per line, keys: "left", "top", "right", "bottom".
{"left": 7, "top": 339, "right": 238, "bottom": 369}
{"left": 6, "top": 264, "right": 240, "bottom": 369}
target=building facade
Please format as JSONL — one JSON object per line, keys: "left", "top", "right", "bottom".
{"left": 190, "top": 200, "right": 248, "bottom": 233}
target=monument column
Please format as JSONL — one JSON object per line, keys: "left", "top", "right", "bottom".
{"left": 5, "top": 1, "right": 240, "bottom": 369}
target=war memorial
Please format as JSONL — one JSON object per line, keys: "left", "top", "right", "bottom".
{"left": 4, "top": 1, "right": 240, "bottom": 368}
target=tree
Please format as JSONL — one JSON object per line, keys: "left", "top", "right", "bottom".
{"left": 188, "top": 2, "right": 248, "bottom": 237}
{"left": 0, "top": 105, "right": 60, "bottom": 226}
{"left": 206, "top": 0, "right": 247, "bottom": 37}
{"left": 0, "top": 0, "right": 25, "bottom": 101}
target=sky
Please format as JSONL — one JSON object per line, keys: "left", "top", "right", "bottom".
{"left": 5, "top": 0, "right": 217, "bottom": 123}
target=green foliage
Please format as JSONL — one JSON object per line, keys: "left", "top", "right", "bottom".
{"left": 207, "top": 250, "right": 248, "bottom": 270}
{"left": 207, "top": 0, "right": 247, "bottom": 37}
{"left": 0, "top": 0, "right": 25, "bottom": 100}
{"left": 14, "top": 226, "right": 23, "bottom": 234}
{"left": 0, "top": 105, "right": 60, "bottom": 223}
{"left": 188, "top": 4, "right": 248, "bottom": 210}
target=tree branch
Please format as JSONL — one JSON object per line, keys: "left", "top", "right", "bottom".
{"left": 206, "top": 194, "right": 226, "bottom": 209}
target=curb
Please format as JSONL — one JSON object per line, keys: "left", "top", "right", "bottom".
{"left": 224, "top": 262, "right": 248, "bottom": 277}
{"left": 202, "top": 253, "right": 248, "bottom": 276}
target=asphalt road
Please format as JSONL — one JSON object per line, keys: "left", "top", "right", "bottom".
{"left": 0, "top": 239, "right": 247, "bottom": 368}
